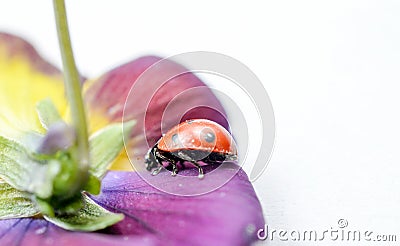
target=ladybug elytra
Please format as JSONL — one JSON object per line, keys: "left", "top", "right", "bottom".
{"left": 145, "top": 119, "right": 237, "bottom": 178}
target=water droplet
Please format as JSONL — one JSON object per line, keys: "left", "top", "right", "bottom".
{"left": 245, "top": 224, "right": 256, "bottom": 235}
{"left": 108, "top": 104, "right": 122, "bottom": 115}
{"left": 35, "top": 226, "right": 47, "bottom": 235}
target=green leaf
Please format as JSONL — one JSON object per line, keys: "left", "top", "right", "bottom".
{"left": 0, "top": 182, "right": 39, "bottom": 219}
{"left": 0, "top": 135, "right": 59, "bottom": 199}
{"left": 36, "top": 98, "right": 62, "bottom": 130}
{"left": 89, "top": 120, "right": 135, "bottom": 178}
{"left": 44, "top": 194, "right": 124, "bottom": 231}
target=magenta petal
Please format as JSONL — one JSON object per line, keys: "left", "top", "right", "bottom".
{"left": 85, "top": 56, "right": 229, "bottom": 167}
{"left": 85, "top": 56, "right": 228, "bottom": 132}
{"left": 90, "top": 166, "right": 264, "bottom": 245}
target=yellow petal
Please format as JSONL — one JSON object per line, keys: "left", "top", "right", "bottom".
{"left": 0, "top": 32, "right": 132, "bottom": 172}
{"left": 0, "top": 33, "right": 67, "bottom": 139}
{"left": 107, "top": 149, "right": 134, "bottom": 171}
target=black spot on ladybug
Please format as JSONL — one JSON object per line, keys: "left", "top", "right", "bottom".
{"left": 171, "top": 133, "right": 179, "bottom": 145}
{"left": 203, "top": 131, "right": 215, "bottom": 143}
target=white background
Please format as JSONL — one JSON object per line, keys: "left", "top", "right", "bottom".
{"left": 1, "top": 1, "right": 399, "bottom": 245}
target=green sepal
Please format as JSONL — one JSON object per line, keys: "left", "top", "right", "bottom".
{"left": 83, "top": 174, "right": 101, "bottom": 195}
{"left": 51, "top": 149, "right": 80, "bottom": 199}
{"left": 34, "top": 197, "right": 55, "bottom": 217}
{"left": 36, "top": 98, "right": 62, "bottom": 130}
{"left": 34, "top": 191, "right": 85, "bottom": 217}
{"left": 44, "top": 194, "right": 124, "bottom": 231}
{"left": 89, "top": 120, "right": 135, "bottom": 178}
{"left": 0, "top": 182, "right": 39, "bottom": 219}
{"left": 0, "top": 135, "right": 59, "bottom": 199}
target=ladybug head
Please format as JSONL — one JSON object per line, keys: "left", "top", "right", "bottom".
{"left": 145, "top": 159, "right": 156, "bottom": 171}
{"left": 144, "top": 148, "right": 159, "bottom": 171}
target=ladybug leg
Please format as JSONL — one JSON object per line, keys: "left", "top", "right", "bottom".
{"left": 151, "top": 165, "right": 164, "bottom": 176}
{"left": 155, "top": 151, "right": 179, "bottom": 176}
{"left": 148, "top": 148, "right": 168, "bottom": 176}
{"left": 171, "top": 162, "right": 178, "bottom": 176}
{"left": 190, "top": 161, "right": 204, "bottom": 179}
{"left": 153, "top": 154, "right": 166, "bottom": 175}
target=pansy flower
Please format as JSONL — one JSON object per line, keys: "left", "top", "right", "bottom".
{"left": 0, "top": 31, "right": 264, "bottom": 245}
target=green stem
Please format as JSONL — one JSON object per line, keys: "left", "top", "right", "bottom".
{"left": 53, "top": 0, "right": 89, "bottom": 180}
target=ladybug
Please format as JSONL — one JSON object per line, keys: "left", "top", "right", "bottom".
{"left": 145, "top": 119, "right": 237, "bottom": 178}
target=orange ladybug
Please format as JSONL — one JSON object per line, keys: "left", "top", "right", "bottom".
{"left": 145, "top": 119, "right": 237, "bottom": 178}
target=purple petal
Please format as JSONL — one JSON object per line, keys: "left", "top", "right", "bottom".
{"left": 0, "top": 167, "right": 264, "bottom": 246}
{"left": 91, "top": 166, "right": 264, "bottom": 245}
{"left": 0, "top": 218, "right": 159, "bottom": 245}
